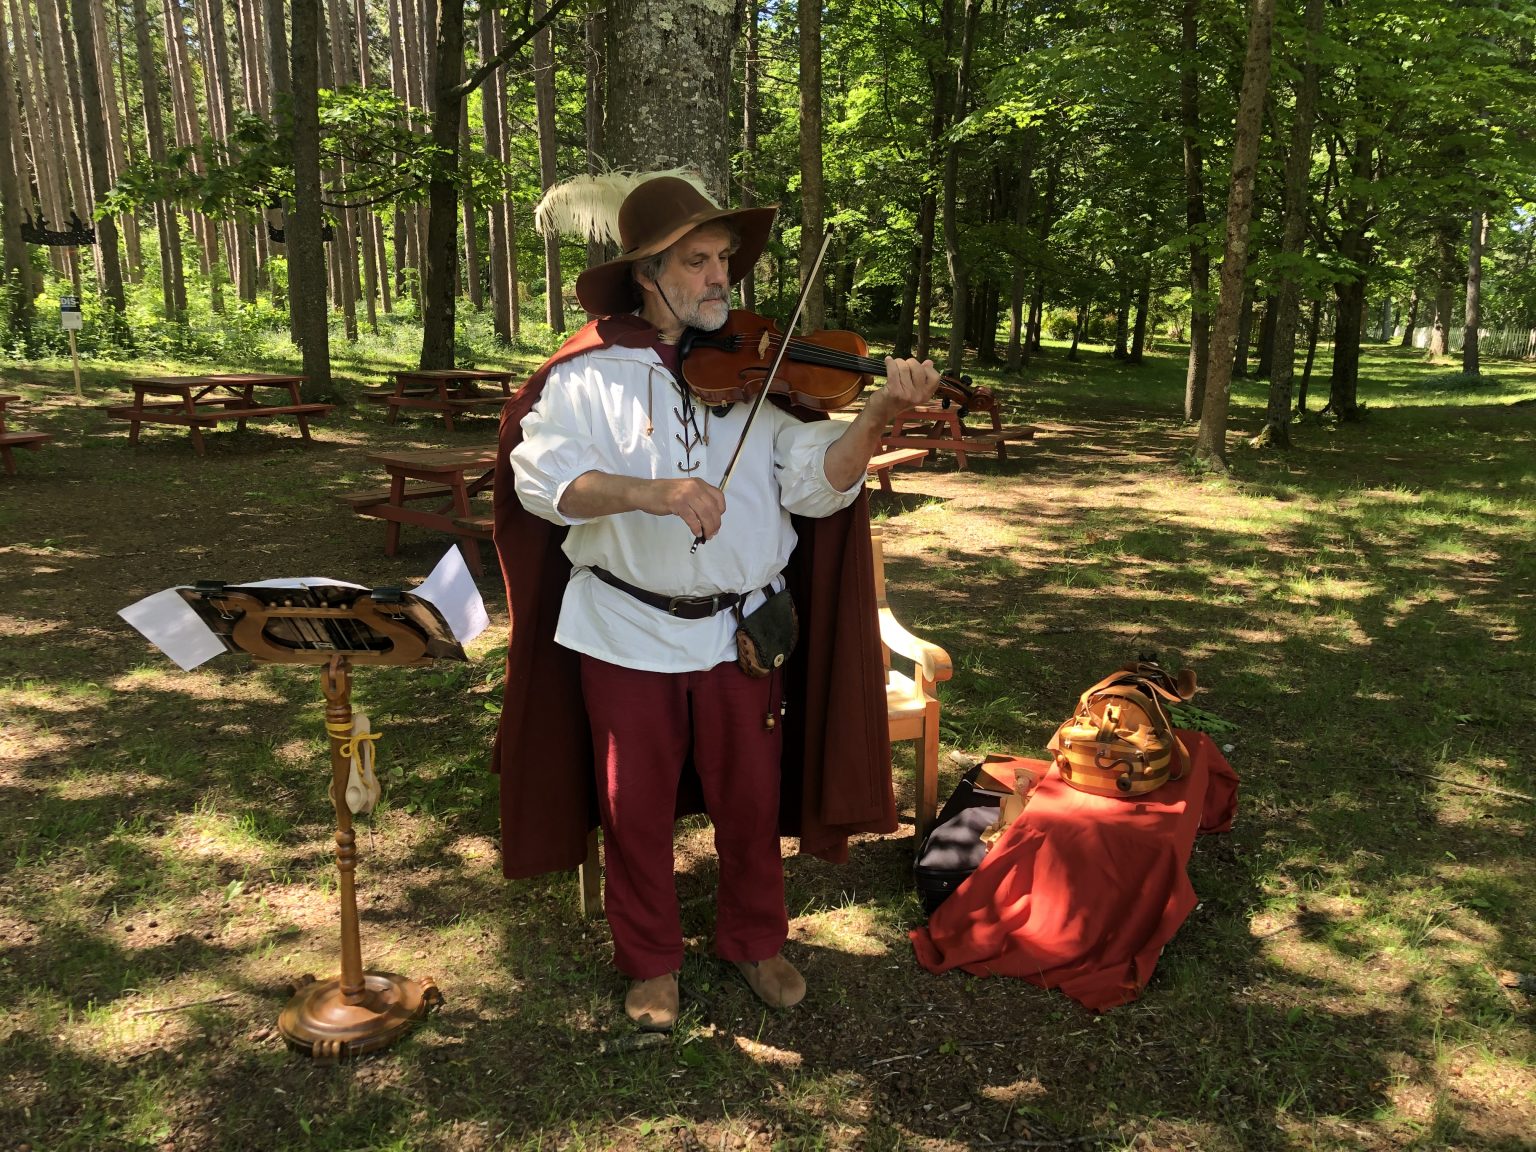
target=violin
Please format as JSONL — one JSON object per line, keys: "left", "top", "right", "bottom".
{"left": 680, "top": 309, "right": 989, "bottom": 416}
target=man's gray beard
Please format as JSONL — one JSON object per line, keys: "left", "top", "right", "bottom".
{"left": 679, "top": 296, "right": 730, "bottom": 332}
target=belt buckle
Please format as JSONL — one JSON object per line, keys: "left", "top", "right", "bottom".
{"left": 667, "top": 593, "right": 719, "bottom": 616}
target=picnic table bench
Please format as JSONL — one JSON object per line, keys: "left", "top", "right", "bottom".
{"left": 361, "top": 368, "right": 517, "bottom": 432}
{"left": 865, "top": 447, "right": 929, "bottom": 492}
{"left": 0, "top": 395, "right": 52, "bottom": 475}
{"left": 341, "top": 445, "right": 498, "bottom": 576}
{"left": 882, "top": 403, "right": 1035, "bottom": 470}
{"left": 104, "top": 373, "right": 332, "bottom": 455}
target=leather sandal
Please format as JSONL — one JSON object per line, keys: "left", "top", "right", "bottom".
{"left": 734, "top": 954, "right": 806, "bottom": 1009}
{"left": 624, "top": 971, "right": 680, "bottom": 1031}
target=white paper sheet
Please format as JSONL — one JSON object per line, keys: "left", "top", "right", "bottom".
{"left": 118, "top": 587, "right": 229, "bottom": 671}
{"left": 410, "top": 549, "right": 489, "bottom": 644}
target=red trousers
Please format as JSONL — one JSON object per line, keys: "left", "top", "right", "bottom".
{"left": 579, "top": 655, "right": 787, "bottom": 979}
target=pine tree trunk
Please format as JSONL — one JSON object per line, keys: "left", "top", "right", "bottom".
{"left": 420, "top": 0, "right": 466, "bottom": 367}
{"left": 479, "top": 0, "right": 511, "bottom": 342}
{"left": 533, "top": 0, "right": 564, "bottom": 331}
{"left": 0, "top": 6, "right": 33, "bottom": 324}
{"left": 1181, "top": 0, "right": 1210, "bottom": 423}
{"left": 67, "top": 0, "right": 127, "bottom": 319}
{"left": 290, "top": 0, "right": 331, "bottom": 388}
{"left": 34, "top": 0, "right": 84, "bottom": 286}
{"left": 494, "top": 14, "right": 519, "bottom": 340}
{"left": 1194, "top": 0, "right": 1276, "bottom": 468}
{"left": 740, "top": 0, "right": 759, "bottom": 311}
{"left": 797, "top": 0, "right": 825, "bottom": 331}
{"left": 941, "top": 0, "right": 979, "bottom": 375}
{"left": 96, "top": 0, "right": 140, "bottom": 280}
{"left": 167, "top": 0, "right": 224, "bottom": 307}
{"left": 132, "top": 0, "right": 187, "bottom": 318}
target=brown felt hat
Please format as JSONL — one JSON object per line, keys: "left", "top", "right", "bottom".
{"left": 574, "top": 176, "right": 778, "bottom": 317}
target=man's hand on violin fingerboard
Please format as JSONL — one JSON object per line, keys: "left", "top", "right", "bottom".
{"left": 872, "top": 356, "right": 942, "bottom": 422}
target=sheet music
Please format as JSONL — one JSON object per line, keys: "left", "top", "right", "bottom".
{"left": 119, "top": 549, "right": 488, "bottom": 670}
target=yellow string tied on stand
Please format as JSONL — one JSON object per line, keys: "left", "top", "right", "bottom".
{"left": 326, "top": 713, "right": 384, "bottom": 815}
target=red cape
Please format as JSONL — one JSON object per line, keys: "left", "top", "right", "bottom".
{"left": 491, "top": 317, "right": 896, "bottom": 878}
{"left": 910, "top": 730, "right": 1239, "bottom": 1011}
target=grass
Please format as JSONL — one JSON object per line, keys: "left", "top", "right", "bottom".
{"left": 1, "top": 330, "right": 1534, "bottom": 1150}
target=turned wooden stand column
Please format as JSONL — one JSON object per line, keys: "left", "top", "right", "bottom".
{"left": 277, "top": 654, "right": 442, "bottom": 1060}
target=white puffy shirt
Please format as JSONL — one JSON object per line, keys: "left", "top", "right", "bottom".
{"left": 510, "top": 343, "right": 863, "bottom": 672}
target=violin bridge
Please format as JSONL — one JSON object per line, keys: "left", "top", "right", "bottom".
{"left": 757, "top": 332, "right": 771, "bottom": 358}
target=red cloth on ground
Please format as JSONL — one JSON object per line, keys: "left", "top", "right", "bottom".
{"left": 910, "top": 730, "right": 1238, "bottom": 1011}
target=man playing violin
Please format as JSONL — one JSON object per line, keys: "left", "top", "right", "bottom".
{"left": 491, "top": 174, "right": 941, "bottom": 1031}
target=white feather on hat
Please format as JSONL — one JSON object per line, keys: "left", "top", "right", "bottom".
{"left": 533, "top": 168, "right": 715, "bottom": 246}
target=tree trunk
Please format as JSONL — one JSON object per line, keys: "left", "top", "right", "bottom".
{"left": 1232, "top": 280, "right": 1254, "bottom": 376}
{"left": 420, "top": 0, "right": 466, "bottom": 366}
{"left": 67, "top": 0, "right": 127, "bottom": 320}
{"left": 0, "top": 5, "right": 33, "bottom": 325}
{"left": 1326, "top": 140, "right": 1374, "bottom": 421}
{"left": 97, "top": 0, "right": 140, "bottom": 280}
{"left": 1463, "top": 208, "right": 1487, "bottom": 377}
{"left": 604, "top": 0, "right": 735, "bottom": 200}
{"left": 480, "top": 0, "right": 511, "bottom": 341}
{"left": 1129, "top": 272, "right": 1151, "bottom": 364}
{"left": 494, "top": 11, "right": 519, "bottom": 340}
{"left": 740, "top": 0, "right": 759, "bottom": 311}
{"left": 1180, "top": 0, "right": 1210, "bottom": 423}
{"left": 1254, "top": 299, "right": 1276, "bottom": 378}
{"left": 1112, "top": 283, "right": 1131, "bottom": 359}
{"left": 797, "top": 0, "right": 825, "bottom": 331}
{"left": 1297, "top": 297, "right": 1321, "bottom": 411}
{"left": 132, "top": 0, "right": 187, "bottom": 319}
{"left": 1329, "top": 278, "right": 1365, "bottom": 417}
{"left": 1399, "top": 284, "right": 1418, "bottom": 347}
{"left": 1005, "top": 144, "right": 1035, "bottom": 372}
{"left": 941, "top": 0, "right": 980, "bottom": 375}
{"left": 1259, "top": 0, "right": 1323, "bottom": 446}
{"left": 420, "top": 0, "right": 570, "bottom": 367}
{"left": 533, "top": 0, "right": 564, "bottom": 331}
{"left": 290, "top": 0, "right": 332, "bottom": 389}
{"left": 168, "top": 0, "right": 224, "bottom": 308}
{"left": 1194, "top": 0, "right": 1276, "bottom": 468}
{"left": 1428, "top": 226, "right": 1456, "bottom": 358}
{"left": 35, "top": 0, "right": 84, "bottom": 286}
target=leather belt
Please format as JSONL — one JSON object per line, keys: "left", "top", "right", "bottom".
{"left": 587, "top": 565, "right": 748, "bottom": 620}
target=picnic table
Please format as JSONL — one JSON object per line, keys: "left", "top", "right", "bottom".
{"left": 105, "top": 373, "right": 333, "bottom": 455}
{"left": 1, "top": 394, "right": 52, "bottom": 475}
{"left": 362, "top": 368, "right": 517, "bottom": 431}
{"left": 341, "top": 444, "right": 498, "bottom": 576}
{"left": 881, "top": 402, "right": 1036, "bottom": 470}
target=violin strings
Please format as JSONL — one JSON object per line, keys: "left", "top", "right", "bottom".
{"left": 769, "top": 335, "right": 969, "bottom": 392}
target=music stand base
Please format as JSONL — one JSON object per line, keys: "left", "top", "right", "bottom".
{"left": 279, "top": 971, "right": 442, "bottom": 1061}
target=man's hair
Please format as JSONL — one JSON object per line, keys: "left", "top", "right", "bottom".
{"left": 633, "top": 220, "right": 741, "bottom": 287}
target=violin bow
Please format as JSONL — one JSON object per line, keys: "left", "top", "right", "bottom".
{"left": 690, "top": 224, "right": 838, "bottom": 554}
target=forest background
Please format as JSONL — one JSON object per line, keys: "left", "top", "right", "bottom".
{"left": 1, "top": 0, "right": 1535, "bottom": 460}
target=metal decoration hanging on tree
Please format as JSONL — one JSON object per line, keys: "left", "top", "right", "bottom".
{"left": 20, "top": 211, "right": 96, "bottom": 247}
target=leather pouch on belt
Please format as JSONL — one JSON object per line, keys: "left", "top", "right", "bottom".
{"left": 735, "top": 589, "right": 798, "bottom": 678}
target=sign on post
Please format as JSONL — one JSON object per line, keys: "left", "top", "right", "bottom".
{"left": 60, "top": 295, "right": 83, "bottom": 399}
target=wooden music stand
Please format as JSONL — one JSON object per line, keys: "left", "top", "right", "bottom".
{"left": 179, "top": 581, "right": 464, "bottom": 1060}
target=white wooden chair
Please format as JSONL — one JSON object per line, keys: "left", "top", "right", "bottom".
{"left": 870, "top": 524, "right": 954, "bottom": 848}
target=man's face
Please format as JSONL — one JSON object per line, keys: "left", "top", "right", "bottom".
{"left": 649, "top": 223, "right": 734, "bottom": 332}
